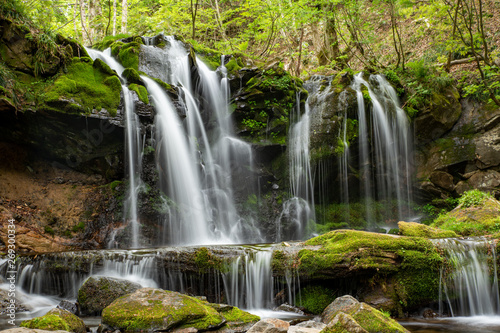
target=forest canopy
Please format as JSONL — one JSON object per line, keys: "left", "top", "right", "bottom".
{"left": 2, "top": 0, "right": 500, "bottom": 105}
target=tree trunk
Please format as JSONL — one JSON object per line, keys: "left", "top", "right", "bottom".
{"left": 121, "top": 0, "right": 128, "bottom": 34}
{"left": 191, "top": 0, "right": 199, "bottom": 40}
{"left": 88, "top": 0, "right": 95, "bottom": 44}
{"left": 80, "top": 0, "right": 91, "bottom": 45}
{"left": 446, "top": 0, "right": 460, "bottom": 72}
{"left": 113, "top": 0, "right": 116, "bottom": 36}
{"left": 74, "top": 0, "right": 78, "bottom": 38}
{"left": 324, "top": 4, "right": 339, "bottom": 63}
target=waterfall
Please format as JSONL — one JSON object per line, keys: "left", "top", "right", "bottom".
{"left": 277, "top": 92, "right": 315, "bottom": 241}
{"left": 139, "top": 38, "right": 262, "bottom": 245}
{"left": 222, "top": 247, "right": 274, "bottom": 309}
{"left": 0, "top": 246, "right": 291, "bottom": 311}
{"left": 349, "top": 73, "right": 412, "bottom": 224}
{"left": 86, "top": 48, "right": 143, "bottom": 248}
{"left": 435, "top": 238, "right": 500, "bottom": 317}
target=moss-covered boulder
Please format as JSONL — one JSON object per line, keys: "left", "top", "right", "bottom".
{"left": 274, "top": 230, "right": 444, "bottom": 315}
{"left": 42, "top": 57, "right": 121, "bottom": 116}
{"left": 322, "top": 312, "right": 367, "bottom": 333}
{"left": 431, "top": 190, "right": 500, "bottom": 236}
{"left": 1, "top": 329, "right": 70, "bottom": 333}
{"left": 110, "top": 40, "right": 141, "bottom": 70}
{"left": 20, "top": 308, "right": 85, "bottom": 333}
{"left": 78, "top": 276, "right": 142, "bottom": 315}
{"left": 398, "top": 221, "right": 458, "bottom": 238}
{"left": 208, "top": 303, "right": 260, "bottom": 331}
{"left": 102, "top": 288, "right": 226, "bottom": 332}
{"left": 320, "top": 296, "right": 409, "bottom": 333}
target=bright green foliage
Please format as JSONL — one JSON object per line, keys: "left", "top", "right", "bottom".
{"left": 296, "top": 285, "right": 336, "bottom": 314}
{"left": 42, "top": 57, "right": 121, "bottom": 116}
{"left": 431, "top": 191, "right": 500, "bottom": 236}
{"left": 458, "top": 189, "right": 491, "bottom": 208}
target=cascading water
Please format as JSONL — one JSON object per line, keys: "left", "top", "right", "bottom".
{"left": 142, "top": 76, "right": 211, "bottom": 245}
{"left": 435, "top": 238, "right": 500, "bottom": 317}
{"left": 277, "top": 92, "right": 315, "bottom": 241}
{"left": 0, "top": 245, "right": 291, "bottom": 312}
{"left": 86, "top": 48, "right": 143, "bottom": 248}
{"left": 222, "top": 247, "right": 274, "bottom": 309}
{"left": 347, "top": 73, "right": 412, "bottom": 224}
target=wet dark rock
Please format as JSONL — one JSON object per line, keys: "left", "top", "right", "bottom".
{"left": 429, "top": 171, "right": 455, "bottom": 192}
{"left": 57, "top": 300, "right": 79, "bottom": 315}
{"left": 78, "top": 276, "right": 142, "bottom": 315}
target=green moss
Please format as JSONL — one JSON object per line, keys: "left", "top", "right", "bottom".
{"left": 149, "top": 77, "right": 176, "bottom": 94}
{"left": 122, "top": 68, "right": 143, "bottom": 85}
{"left": 194, "top": 247, "right": 223, "bottom": 273}
{"left": 398, "top": 221, "right": 458, "bottom": 238}
{"left": 102, "top": 289, "right": 224, "bottom": 332}
{"left": 225, "top": 58, "right": 241, "bottom": 73}
{"left": 217, "top": 307, "right": 260, "bottom": 323}
{"left": 296, "top": 285, "right": 336, "bottom": 314}
{"left": 94, "top": 34, "right": 132, "bottom": 51}
{"left": 431, "top": 193, "right": 500, "bottom": 236}
{"left": 72, "top": 221, "right": 85, "bottom": 232}
{"left": 20, "top": 314, "right": 70, "bottom": 331}
{"left": 299, "top": 230, "right": 443, "bottom": 312}
{"left": 44, "top": 225, "right": 55, "bottom": 236}
{"left": 129, "top": 83, "right": 149, "bottom": 104}
{"left": 349, "top": 303, "right": 407, "bottom": 333}
{"left": 93, "top": 58, "right": 117, "bottom": 77}
{"left": 42, "top": 57, "right": 121, "bottom": 115}
{"left": 109, "top": 41, "right": 141, "bottom": 70}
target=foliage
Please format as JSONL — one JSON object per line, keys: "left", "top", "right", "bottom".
{"left": 431, "top": 191, "right": 500, "bottom": 236}
{"left": 458, "top": 189, "right": 491, "bottom": 208}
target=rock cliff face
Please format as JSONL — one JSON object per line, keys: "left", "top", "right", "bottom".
{"left": 414, "top": 97, "right": 500, "bottom": 201}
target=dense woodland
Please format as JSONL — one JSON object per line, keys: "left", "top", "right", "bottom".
{"left": 2, "top": 0, "right": 500, "bottom": 108}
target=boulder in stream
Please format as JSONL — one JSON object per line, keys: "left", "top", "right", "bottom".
{"left": 77, "top": 276, "right": 142, "bottom": 315}
{"left": 102, "top": 287, "right": 226, "bottom": 332}
{"left": 320, "top": 295, "right": 409, "bottom": 333}
{"left": 20, "top": 308, "right": 86, "bottom": 333}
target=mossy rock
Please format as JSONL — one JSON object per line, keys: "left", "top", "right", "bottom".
{"left": 299, "top": 230, "right": 442, "bottom": 278}
{"left": 20, "top": 308, "right": 85, "bottom": 333}
{"left": 102, "top": 288, "right": 225, "bottom": 332}
{"left": 431, "top": 192, "right": 500, "bottom": 236}
{"left": 129, "top": 83, "right": 149, "bottom": 104}
{"left": 320, "top": 296, "right": 409, "bottom": 333}
{"left": 208, "top": 304, "right": 260, "bottom": 329}
{"left": 233, "top": 63, "right": 303, "bottom": 142}
{"left": 78, "top": 276, "right": 142, "bottom": 315}
{"left": 42, "top": 57, "right": 121, "bottom": 116}
{"left": 398, "top": 221, "right": 458, "bottom": 238}
{"left": 110, "top": 41, "right": 141, "bottom": 70}
{"left": 122, "top": 68, "right": 144, "bottom": 85}
{"left": 296, "top": 285, "right": 337, "bottom": 315}
{"left": 298, "top": 230, "right": 443, "bottom": 314}
{"left": 93, "top": 58, "right": 117, "bottom": 77}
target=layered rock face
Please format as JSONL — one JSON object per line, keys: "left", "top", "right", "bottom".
{"left": 415, "top": 96, "right": 500, "bottom": 201}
